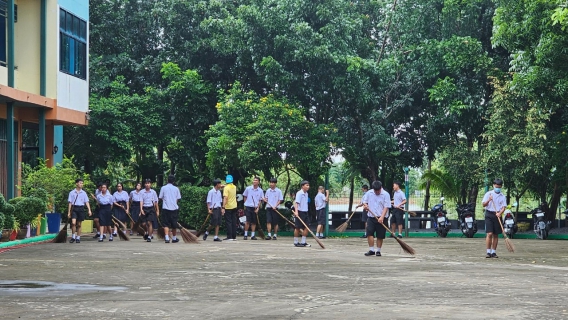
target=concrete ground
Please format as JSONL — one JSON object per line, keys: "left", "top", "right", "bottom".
{"left": 1, "top": 234, "right": 568, "bottom": 319}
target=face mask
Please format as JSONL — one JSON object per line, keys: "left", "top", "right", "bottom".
{"left": 494, "top": 188, "right": 501, "bottom": 193}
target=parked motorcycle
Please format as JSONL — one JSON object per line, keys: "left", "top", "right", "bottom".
{"left": 236, "top": 208, "right": 246, "bottom": 236}
{"left": 432, "top": 199, "right": 451, "bottom": 237}
{"left": 530, "top": 204, "right": 551, "bottom": 240}
{"left": 502, "top": 205, "right": 518, "bottom": 239}
{"left": 457, "top": 203, "right": 477, "bottom": 238}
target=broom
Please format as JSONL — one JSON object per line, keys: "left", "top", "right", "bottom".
{"left": 493, "top": 201, "right": 515, "bottom": 253}
{"left": 270, "top": 206, "right": 297, "bottom": 230}
{"left": 53, "top": 194, "right": 79, "bottom": 243}
{"left": 195, "top": 215, "right": 211, "bottom": 237}
{"left": 368, "top": 209, "right": 415, "bottom": 255}
{"left": 252, "top": 198, "right": 265, "bottom": 239}
{"left": 335, "top": 207, "right": 360, "bottom": 233}
{"left": 125, "top": 211, "right": 146, "bottom": 235}
{"left": 111, "top": 217, "right": 130, "bottom": 241}
{"left": 177, "top": 222, "right": 199, "bottom": 244}
{"left": 156, "top": 215, "right": 166, "bottom": 239}
{"left": 294, "top": 213, "right": 325, "bottom": 249}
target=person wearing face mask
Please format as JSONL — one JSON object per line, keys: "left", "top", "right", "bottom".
{"left": 482, "top": 178, "right": 507, "bottom": 258}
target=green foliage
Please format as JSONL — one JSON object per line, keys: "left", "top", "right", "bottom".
{"left": 178, "top": 185, "right": 210, "bottom": 229}
{"left": 21, "top": 157, "right": 95, "bottom": 214}
{"left": 0, "top": 212, "right": 4, "bottom": 230}
{"left": 9, "top": 197, "right": 46, "bottom": 226}
{"left": 3, "top": 213, "right": 15, "bottom": 230}
{"left": 419, "top": 169, "right": 459, "bottom": 202}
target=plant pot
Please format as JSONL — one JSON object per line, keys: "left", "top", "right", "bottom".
{"left": 16, "top": 227, "right": 28, "bottom": 240}
{"left": 1, "top": 229, "right": 10, "bottom": 242}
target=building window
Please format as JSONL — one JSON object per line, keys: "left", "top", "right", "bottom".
{"left": 59, "top": 8, "right": 86, "bottom": 79}
{"left": 0, "top": 1, "right": 18, "bottom": 67}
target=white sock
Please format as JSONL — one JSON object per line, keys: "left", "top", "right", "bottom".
{"left": 109, "top": 234, "right": 113, "bottom": 239}
{"left": 205, "top": 231, "right": 209, "bottom": 235}
{"left": 165, "top": 235, "right": 170, "bottom": 240}
{"left": 273, "top": 234, "right": 277, "bottom": 237}
{"left": 244, "top": 231, "right": 248, "bottom": 236}
{"left": 72, "top": 234, "right": 76, "bottom": 239}
{"left": 100, "top": 234, "right": 103, "bottom": 240}
{"left": 76, "top": 236, "right": 80, "bottom": 240}
{"left": 294, "top": 237, "right": 299, "bottom": 244}
{"left": 316, "top": 233, "right": 320, "bottom": 237}
{"left": 369, "top": 246, "right": 374, "bottom": 252}
{"left": 487, "top": 249, "right": 491, "bottom": 254}
{"left": 376, "top": 247, "right": 380, "bottom": 252}
{"left": 251, "top": 232, "right": 255, "bottom": 237}
{"left": 301, "top": 236, "right": 306, "bottom": 243}
{"left": 214, "top": 235, "right": 218, "bottom": 239}
{"left": 96, "top": 232, "right": 100, "bottom": 235}
{"left": 172, "top": 236, "right": 177, "bottom": 240}
{"left": 491, "top": 249, "right": 496, "bottom": 254}
{"left": 268, "top": 233, "right": 272, "bottom": 237}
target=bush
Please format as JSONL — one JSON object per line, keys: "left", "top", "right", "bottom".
{"left": 21, "top": 157, "right": 95, "bottom": 214}
{"left": 4, "top": 213, "right": 15, "bottom": 230}
{"left": 0, "top": 212, "right": 4, "bottom": 230}
{"left": 178, "top": 185, "right": 209, "bottom": 229}
{"left": 9, "top": 197, "right": 47, "bottom": 226}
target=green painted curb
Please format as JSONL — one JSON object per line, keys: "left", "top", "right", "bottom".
{"left": 275, "top": 230, "right": 568, "bottom": 240}
{"left": 0, "top": 234, "right": 56, "bottom": 249}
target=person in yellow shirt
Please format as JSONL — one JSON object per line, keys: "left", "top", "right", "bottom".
{"left": 222, "top": 174, "right": 238, "bottom": 241}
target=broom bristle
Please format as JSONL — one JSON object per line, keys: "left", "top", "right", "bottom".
{"left": 115, "top": 225, "right": 130, "bottom": 241}
{"left": 178, "top": 223, "right": 199, "bottom": 243}
{"left": 409, "top": 211, "right": 417, "bottom": 217}
{"left": 114, "top": 218, "right": 127, "bottom": 231}
{"left": 157, "top": 227, "right": 165, "bottom": 239}
{"left": 335, "top": 221, "right": 348, "bottom": 233}
{"left": 504, "top": 237, "right": 515, "bottom": 253}
{"left": 394, "top": 237, "right": 415, "bottom": 255}
{"left": 195, "top": 215, "right": 211, "bottom": 237}
{"left": 296, "top": 215, "right": 325, "bottom": 249}
{"left": 52, "top": 222, "right": 68, "bottom": 243}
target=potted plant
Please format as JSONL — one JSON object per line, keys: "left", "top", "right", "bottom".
{"left": 9, "top": 196, "right": 47, "bottom": 239}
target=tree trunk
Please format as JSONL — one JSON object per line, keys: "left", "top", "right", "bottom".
{"left": 348, "top": 177, "right": 355, "bottom": 216}
{"left": 548, "top": 183, "right": 563, "bottom": 222}
{"left": 468, "top": 184, "right": 479, "bottom": 211}
{"left": 424, "top": 159, "right": 431, "bottom": 211}
{"left": 157, "top": 145, "right": 164, "bottom": 186}
{"left": 284, "top": 166, "right": 291, "bottom": 201}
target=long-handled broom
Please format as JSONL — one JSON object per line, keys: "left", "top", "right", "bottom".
{"left": 493, "top": 201, "right": 515, "bottom": 253}
{"left": 177, "top": 222, "right": 199, "bottom": 244}
{"left": 157, "top": 216, "right": 166, "bottom": 239}
{"left": 125, "top": 211, "right": 146, "bottom": 235}
{"left": 111, "top": 217, "right": 130, "bottom": 241}
{"left": 53, "top": 194, "right": 79, "bottom": 243}
{"left": 270, "top": 205, "right": 297, "bottom": 230}
{"left": 195, "top": 215, "right": 211, "bottom": 237}
{"left": 335, "top": 207, "right": 360, "bottom": 233}
{"left": 252, "top": 198, "right": 265, "bottom": 239}
{"left": 294, "top": 213, "right": 325, "bottom": 249}
{"left": 368, "top": 209, "right": 415, "bottom": 255}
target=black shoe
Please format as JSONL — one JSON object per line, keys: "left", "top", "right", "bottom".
{"left": 301, "top": 243, "right": 311, "bottom": 247}
{"left": 320, "top": 236, "right": 326, "bottom": 239}
{"left": 214, "top": 238, "right": 222, "bottom": 242}
{"left": 491, "top": 253, "right": 498, "bottom": 258}
{"left": 223, "top": 238, "right": 230, "bottom": 241}
{"left": 129, "top": 231, "right": 133, "bottom": 236}
{"left": 93, "top": 234, "right": 100, "bottom": 239}
{"left": 69, "top": 238, "right": 76, "bottom": 243}
{"left": 112, "top": 233, "right": 118, "bottom": 237}
{"left": 376, "top": 251, "right": 382, "bottom": 256}
{"left": 109, "top": 237, "right": 113, "bottom": 242}
{"left": 360, "top": 235, "right": 367, "bottom": 238}
{"left": 171, "top": 239, "right": 179, "bottom": 243}
{"left": 272, "top": 236, "right": 277, "bottom": 240}
{"left": 243, "top": 236, "right": 248, "bottom": 240}
{"left": 147, "top": 238, "right": 151, "bottom": 242}
{"left": 75, "top": 239, "right": 80, "bottom": 243}
{"left": 397, "top": 234, "right": 402, "bottom": 239}
{"left": 98, "top": 239, "right": 103, "bottom": 242}
{"left": 265, "top": 236, "right": 272, "bottom": 240}
{"left": 165, "top": 239, "right": 170, "bottom": 243}
{"left": 294, "top": 243, "right": 305, "bottom": 247}
{"left": 103, "top": 235, "right": 107, "bottom": 239}
{"left": 364, "top": 250, "right": 375, "bottom": 256}
{"left": 143, "top": 234, "right": 148, "bottom": 240}
{"left": 251, "top": 236, "right": 258, "bottom": 240}
{"left": 203, "top": 233, "right": 208, "bottom": 241}
{"left": 486, "top": 253, "right": 492, "bottom": 258}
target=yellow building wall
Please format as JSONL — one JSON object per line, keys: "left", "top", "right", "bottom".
{"left": 45, "top": 0, "right": 58, "bottom": 99}
{"left": 14, "top": 0, "right": 41, "bottom": 95}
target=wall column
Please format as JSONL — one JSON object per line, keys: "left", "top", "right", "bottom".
{"left": 6, "top": 0, "right": 15, "bottom": 199}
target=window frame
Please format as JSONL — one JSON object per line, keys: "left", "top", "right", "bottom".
{"left": 59, "top": 8, "right": 87, "bottom": 80}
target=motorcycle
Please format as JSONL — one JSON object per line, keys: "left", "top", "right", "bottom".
{"left": 502, "top": 205, "right": 518, "bottom": 239}
{"left": 457, "top": 203, "right": 477, "bottom": 238}
{"left": 530, "top": 204, "right": 551, "bottom": 240}
{"left": 236, "top": 208, "right": 246, "bottom": 236}
{"left": 432, "top": 198, "right": 451, "bottom": 237}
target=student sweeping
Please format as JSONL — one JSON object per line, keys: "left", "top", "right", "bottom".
{"left": 141, "top": 179, "right": 159, "bottom": 242}
{"left": 205, "top": 179, "right": 224, "bottom": 242}
{"left": 159, "top": 175, "right": 182, "bottom": 243}
{"left": 362, "top": 181, "right": 391, "bottom": 256}
{"left": 293, "top": 180, "right": 311, "bottom": 247}
{"left": 96, "top": 183, "right": 115, "bottom": 242}
{"left": 67, "top": 178, "right": 92, "bottom": 243}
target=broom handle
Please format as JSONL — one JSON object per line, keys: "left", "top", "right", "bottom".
{"left": 272, "top": 207, "right": 296, "bottom": 228}
{"left": 295, "top": 212, "right": 319, "bottom": 241}
{"left": 367, "top": 209, "right": 396, "bottom": 235}
{"left": 345, "top": 207, "right": 360, "bottom": 222}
